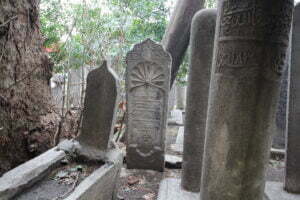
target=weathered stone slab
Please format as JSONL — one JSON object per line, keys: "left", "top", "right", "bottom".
{"left": 76, "top": 61, "right": 119, "bottom": 161}
{"left": 265, "top": 182, "right": 300, "bottom": 200}
{"left": 157, "top": 178, "right": 199, "bottom": 200}
{"left": 182, "top": 8, "right": 216, "bottom": 193}
{"left": 200, "top": 1, "right": 293, "bottom": 200}
{"left": 285, "top": 2, "right": 300, "bottom": 193}
{"left": 0, "top": 148, "right": 65, "bottom": 200}
{"left": 165, "top": 154, "right": 182, "bottom": 169}
{"left": 64, "top": 149, "right": 123, "bottom": 200}
{"left": 126, "top": 39, "right": 171, "bottom": 171}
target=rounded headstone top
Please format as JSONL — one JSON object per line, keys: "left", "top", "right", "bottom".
{"left": 192, "top": 8, "right": 217, "bottom": 24}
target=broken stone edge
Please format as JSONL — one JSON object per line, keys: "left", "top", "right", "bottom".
{"left": 0, "top": 140, "right": 123, "bottom": 200}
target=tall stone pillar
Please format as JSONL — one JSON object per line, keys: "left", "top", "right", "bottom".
{"left": 181, "top": 8, "right": 216, "bottom": 193}
{"left": 285, "top": 2, "right": 300, "bottom": 193}
{"left": 200, "top": 1, "right": 293, "bottom": 200}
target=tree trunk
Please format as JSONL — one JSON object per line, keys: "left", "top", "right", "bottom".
{"left": 162, "top": 0, "right": 204, "bottom": 87}
{"left": 0, "top": 0, "right": 53, "bottom": 175}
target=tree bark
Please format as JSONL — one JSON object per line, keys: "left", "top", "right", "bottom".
{"left": 0, "top": 0, "right": 53, "bottom": 175}
{"left": 162, "top": 0, "right": 204, "bottom": 87}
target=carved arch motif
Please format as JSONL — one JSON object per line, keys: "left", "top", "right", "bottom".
{"left": 130, "top": 62, "right": 166, "bottom": 92}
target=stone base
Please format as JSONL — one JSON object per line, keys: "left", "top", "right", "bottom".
{"left": 157, "top": 178, "right": 199, "bottom": 200}
{"left": 265, "top": 182, "right": 300, "bottom": 200}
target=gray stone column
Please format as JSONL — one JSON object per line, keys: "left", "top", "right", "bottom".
{"left": 200, "top": 1, "right": 293, "bottom": 200}
{"left": 181, "top": 8, "right": 216, "bottom": 193}
{"left": 162, "top": 0, "right": 204, "bottom": 86}
{"left": 285, "top": 2, "right": 300, "bottom": 193}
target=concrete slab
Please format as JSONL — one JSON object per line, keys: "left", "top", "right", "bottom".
{"left": 0, "top": 148, "right": 65, "bottom": 200}
{"left": 265, "top": 182, "right": 300, "bottom": 200}
{"left": 157, "top": 178, "right": 199, "bottom": 200}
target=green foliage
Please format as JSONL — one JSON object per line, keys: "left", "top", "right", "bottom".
{"left": 40, "top": 0, "right": 67, "bottom": 48}
{"left": 205, "top": 0, "right": 217, "bottom": 8}
{"left": 40, "top": 0, "right": 216, "bottom": 84}
{"left": 40, "top": 0, "right": 169, "bottom": 76}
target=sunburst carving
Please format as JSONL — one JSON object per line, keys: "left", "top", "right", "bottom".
{"left": 130, "top": 62, "right": 165, "bottom": 92}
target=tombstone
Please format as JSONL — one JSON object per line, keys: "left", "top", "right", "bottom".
{"left": 176, "top": 83, "right": 186, "bottom": 110}
{"left": 181, "top": 8, "right": 216, "bottom": 193}
{"left": 76, "top": 61, "right": 119, "bottom": 160}
{"left": 200, "top": 1, "right": 293, "bottom": 200}
{"left": 126, "top": 39, "right": 171, "bottom": 171}
{"left": 285, "top": 2, "right": 300, "bottom": 193}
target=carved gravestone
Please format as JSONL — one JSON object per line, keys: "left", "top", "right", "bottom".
{"left": 76, "top": 61, "right": 119, "bottom": 160}
{"left": 199, "top": 1, "right": 293, "bottom": 200}
{"left": 126, "top": 39, "right": 171, "bottom": 171}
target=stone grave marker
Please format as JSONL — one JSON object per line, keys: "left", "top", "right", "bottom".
{"left": 75, "top": 61, "right": 119, "bottom": 160}
{"left": 200, "top": 1, "right": 293, "bottom": 200}
{"left": 182, "top": 8, "right": 216, "bottom": 193}
{"left": 126, "top": 39, "right": 171, "bottom": 171}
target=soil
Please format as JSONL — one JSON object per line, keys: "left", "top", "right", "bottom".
{"left": 15, "top": 160, "right": 102, "bottom": 200}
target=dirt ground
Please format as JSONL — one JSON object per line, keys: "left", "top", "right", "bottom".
{"left": 115, "top": 125, "right": 285, "bottom": 200}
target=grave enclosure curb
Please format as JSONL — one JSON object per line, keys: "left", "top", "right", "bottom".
{"left": 0, "top": 140, "right": 123, "bottom": 200}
